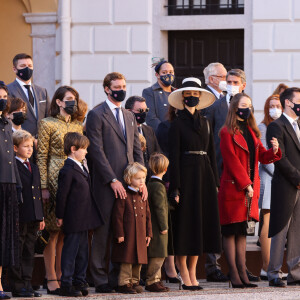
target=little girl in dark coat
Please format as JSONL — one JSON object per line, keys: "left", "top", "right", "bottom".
{"left": 111, "top": 162, "right": 152, "bottom": 294}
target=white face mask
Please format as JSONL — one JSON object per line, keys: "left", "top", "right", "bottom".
{"left": 269, "top": 108, "right": 282, "bottom": 120}
{"left": 219, "top": 81, "right": 227, "bottom": 92}
{"left": 226, "top": 85, "right": 240, "bottom": 96}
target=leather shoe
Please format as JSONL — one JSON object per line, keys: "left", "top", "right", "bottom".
{"left": 269, "top": 278, "right": 286, "bottom": 287}
{"left": 27, "top": 288, "right": 42, "bottom": 297}
{"left": 95, "top": 283, "right": 115, "bottom": 293}
{"left": 12, "top": 288, "right": 34, "bottom": 298}
{"left": 247, "top": 269, "right": 261, "bottom": 282}
{"left": 287, "top": 280, "right": 300, "bottom": 286}
{"left": 73, "top": 282, "right": 89, "bottom": 296}
{"left": 117, "top": 284, "right": 137, "bottom": 294}
{"left": 59, "top": 286, "right": 82, "bottom": 297}
{"left": 145, "top": 282, "right": 169, "bottom": 292}
{"left": 206, "top": 269, "right": 228, "bottom": 282}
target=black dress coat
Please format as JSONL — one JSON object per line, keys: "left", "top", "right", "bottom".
{"left": 16, "top": 160, "right": 43, "bottom": 223}
{"left": 169, "top": 109, "right": 221, "bottom": 255}
{"left": 86, "top": 102, "right": 144, "bottom": 224}
{"left": 56, "top": 158, "right": 103, "bottom": 234}
{"left": 204, "top": 95, "right": 228, "bottom": 177}
{"left": 141, "top": 124, "right": 161, "bottom": 179}
{"left": 266, "top": 114, "right": 300, "bottom": 237}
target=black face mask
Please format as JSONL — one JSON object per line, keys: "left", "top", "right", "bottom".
{"left": 17, "top": 67, "right": 33, "bottom": 81}
{"left": 0, "top": 99, "right": 7, "bottom": 111}
{"left": 184, "top": 96, "right": 199, "bottom": 107}
{"left": 12, "top": 112, "right": 26, "bottom": 125}
{"left": 292, "top": 102, "right": 300, "bottom": 117}
{"left": 110, "top": 89, "right": 126, "bottom": 102}
{"left": 134, "top": 112, "right": 147, "bottom": 124}
{"left": 160, "top": 74, "right": 175, "bottom": 87}
{"left": 63, "top": 100, "right": 77, "bottom": 115}
{"left": 236, "top": 107, "right": 251, "bottom": 120}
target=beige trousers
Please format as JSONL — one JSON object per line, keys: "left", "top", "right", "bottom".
{"left": 146, "top": 257, "right": 165, "bottom": 286}
{"left": 118, "top": 263, "right": 142, "bottom": 286}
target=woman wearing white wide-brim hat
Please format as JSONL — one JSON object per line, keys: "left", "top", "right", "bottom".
{"left": 168, "top": 77, "right": 221, "bottom": 290}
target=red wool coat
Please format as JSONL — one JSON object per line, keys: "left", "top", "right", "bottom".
{"left": 218, "top": 126, "right": 282, "bottom": 225}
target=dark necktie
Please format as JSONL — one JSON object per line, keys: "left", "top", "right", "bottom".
{"left": 24, "top": 161, "right": 32, "bottom": 173}
{"left": 115, "top": 107, "right": 126, "bottom": 137}
{"left": 81, "top": 164, "right": 88, "bottom": 176}
{"left": 138, "top": 126, "right": 143, "bottom": 135}
{"left": 24, "top": 85, "right": 35, "bottom": 108}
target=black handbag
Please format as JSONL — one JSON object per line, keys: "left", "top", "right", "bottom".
{"left": 35, "top": 229, "right": 50, "bottom": 254}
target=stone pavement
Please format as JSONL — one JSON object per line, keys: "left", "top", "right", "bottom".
{"left": 7, "top": 280, "right": 300, "bottom": 300}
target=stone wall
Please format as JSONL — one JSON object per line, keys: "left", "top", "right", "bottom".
{"left": 252, "top": 0, "right": 300, "bottom": 119}
{"left": 56, "top": 0, "right": 153, "bottom": 109}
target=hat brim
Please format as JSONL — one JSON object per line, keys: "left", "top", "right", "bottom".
{"left": 168, "top": 87, "right": 215, "bottom": 110}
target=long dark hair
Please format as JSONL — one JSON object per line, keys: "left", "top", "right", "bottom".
{"left": 223, "top": 93, "right": 261, "bottom": 138}
{"left": 50, "top": 86, "right": 79, "bottom": 119}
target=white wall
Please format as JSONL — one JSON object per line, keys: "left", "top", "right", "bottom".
{"left": 56, "top": 0, "right": 153, "bottom": 109}
{"left": 252, "top": 0, "right": 300, "bottom": 122}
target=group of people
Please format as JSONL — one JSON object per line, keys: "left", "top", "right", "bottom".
{"left": 0, "top": 52, "right": 300, "bottom": 299}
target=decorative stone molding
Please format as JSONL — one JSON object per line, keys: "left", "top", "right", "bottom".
{"left": 23, "top": 12, "right": 57, "bottom": 98}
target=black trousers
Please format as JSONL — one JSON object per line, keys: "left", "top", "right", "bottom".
{"left": 61, "top": 231, "right": 89, "bottom": 287}
{"left": 8, "top": 221, "right": 39, "bottom": 291}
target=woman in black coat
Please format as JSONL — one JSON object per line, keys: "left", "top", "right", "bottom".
{"left": 168, "top": 77, "right": 221, "bottom": 290}
{"left": 0, "top": 82, "right": 21, "bottom": 299}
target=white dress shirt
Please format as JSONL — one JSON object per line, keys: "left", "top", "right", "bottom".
{"left": 106, "top": 99, "right": 125, "bottom": 129}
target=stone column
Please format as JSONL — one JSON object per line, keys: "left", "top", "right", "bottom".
{"left": 23, "top": 12, "right": 57, "bottom": 99}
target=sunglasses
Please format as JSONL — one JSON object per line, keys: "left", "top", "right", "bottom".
{"left": 137, "top": 108, "right": 149, "bottom": 113}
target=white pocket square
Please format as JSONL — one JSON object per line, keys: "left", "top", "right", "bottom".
{"left": 39, "top": 100, "right": 46, "bottom": 103}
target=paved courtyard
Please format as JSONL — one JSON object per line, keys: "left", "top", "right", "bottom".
{"left": 7, "top": 280, "right": 300, "bottom": 300}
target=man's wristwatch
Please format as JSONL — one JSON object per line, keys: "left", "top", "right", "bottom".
{"left": 111, "top": 178, "right": 117, "bottom": 183}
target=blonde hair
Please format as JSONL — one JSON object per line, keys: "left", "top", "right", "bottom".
{"left": 149, "top": 153, "right": 169, "bottom": 175}
{"left": 138, "top": 134, "right": 146, "bottom": 152}
{"left": 123, "top": 162, "right": 147, "bottom": 185}
{"left": 13, "top": 129, "right": 34, "bottom": 147}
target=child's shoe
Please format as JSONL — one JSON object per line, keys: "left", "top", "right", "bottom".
{"left": 117, "top": 284, "right": 137, "bottom": 294}
{"left": 73, "top": 282, "right": 89, "bottom": 296}
{"left": 145, "top": 282, "right": 169, "bottom": 292}
{"left": 132, "top": 283, "right": 143, "bottom": 293}
{"left": 60, "top": 286, "right": 82, "bottom": 297}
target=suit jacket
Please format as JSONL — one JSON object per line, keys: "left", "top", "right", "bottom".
{"left": 56, "top": 158, "right": 103, "bottom": 234}
{"left": 267, "top": 114, "right": 300, "bottom": 237}
{"left": 218, "top": 126, "right": 281, "bottom": 225}
{"left": 86, "top": 102, "right": 144, "bottom": 224}
{"left": 143, "top": 82, "right": 175, "bottom": 131}
{"left": 7, "top": 80, "right": 50, "bottom": 137}
{"left": 16, "top": 159, "right": 43, "bottom": 223}
{"left": 205, "top": 95, "right": 228, "bottom": 176}
{"left": 141, "top": 124, "right": 161, "bottom": 173}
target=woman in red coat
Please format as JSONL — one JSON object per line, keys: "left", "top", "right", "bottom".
{"left": 218, "top": 93, "right": 281, "bottom": 288}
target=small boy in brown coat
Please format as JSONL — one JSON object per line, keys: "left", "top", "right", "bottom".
{"left": 111, "top": 162, "right": 152, "bottom": 294}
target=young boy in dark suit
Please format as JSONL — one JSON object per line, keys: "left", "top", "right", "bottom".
{"left": 10, "top": 130, "right": 44, "bottom": 298}
{"left": 56, "top": 132, "right": 103, "bottom": 297}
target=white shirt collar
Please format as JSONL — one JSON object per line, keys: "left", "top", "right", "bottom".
{"left": 16, "top": 156, "right": 29, "bottom": 164}
{"left": 16, "top": 77, "right": 31, "bottom": 87}
{"left": 128, "top": 186, "right": 139, "bottom": 192}
{"left": 207, "top": 85, "right": 221, "bottom": 99}
{"left": 68, "top": 157, "right": 84, "bottom": 170}
{"left": 226, "top": 93, "right": 231, "bottom": 106}
{"left": 106, "top": 98, "right": 121, "bottom": 111}
{"left": 151, "top": 175, "right": 162, "bottom": 180}
{"left": 283, "top": 112, "right": 298, "bottom": 125}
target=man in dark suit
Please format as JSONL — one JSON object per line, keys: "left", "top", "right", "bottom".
{"left": 7, "top": 53, "right": 50, "bottom": 137}
{"left": 9, "top": 130, "right": 44, "bottom": 298}
{"left": 125, "top": 96, "right": 161, "bottom": 176}
{"left": 86, "top": 72, "right": 144, "bottom": 293}
{"left": 267, "top": 87, "right": 300, "bottom": 287}
{"left": 204, "top": 69, "right": 258, "bottom": 282}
